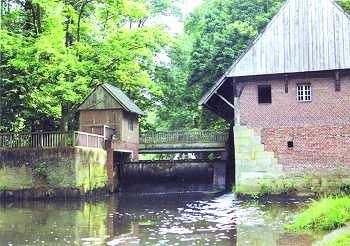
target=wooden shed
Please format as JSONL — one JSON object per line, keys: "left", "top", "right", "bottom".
{"left": 78, "top": 83, "right": 146, "bottom": 160}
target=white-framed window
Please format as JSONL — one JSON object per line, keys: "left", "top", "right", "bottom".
{"left": 297, "top": 84, "right": 312, "bottom": 102}
{"left": 128, "top": 118, "right": 134, "bottom": 131}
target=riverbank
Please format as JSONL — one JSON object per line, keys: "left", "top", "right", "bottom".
{"left": 235, "top": 170, "right": 350, "bottom": 199}
{"left": 286, "top": 196, "right": 350, "bottom": 246}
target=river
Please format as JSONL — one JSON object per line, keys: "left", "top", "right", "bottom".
{"left": 0, "top": 193, "right": 317, "bottom": 246}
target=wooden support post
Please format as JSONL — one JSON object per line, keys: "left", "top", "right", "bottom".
{"left": 335, "top": 71, "right": 341, "bottom": 92}
{"left": 284, "top": 75, "right": 289, "bottom": 93}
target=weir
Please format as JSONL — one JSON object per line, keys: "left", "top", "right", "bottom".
{"left": 120, "top": 159, "right": 227, "bottom": 192}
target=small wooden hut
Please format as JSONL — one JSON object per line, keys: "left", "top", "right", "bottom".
{"left": 78, "top": 83, "right": 146, "bottom": 160}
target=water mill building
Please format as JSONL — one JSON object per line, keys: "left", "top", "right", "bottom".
{"left": 200, "top": 0, "right": 350, "bottom": 192}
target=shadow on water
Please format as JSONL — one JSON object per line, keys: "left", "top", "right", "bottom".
{"left": 0, "top": 193, "right": 319, "bottom": 246}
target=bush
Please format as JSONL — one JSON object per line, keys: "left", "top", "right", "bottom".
{"left": 324, "top": 233, "right": 350, "bottom": 246}
{"left": 287, "top": 196, "right": 350, "bottom": 232}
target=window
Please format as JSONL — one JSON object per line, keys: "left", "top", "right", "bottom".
{"left": 258, "top": 85, "right": 272, "bottom": 104}
{"left": 128, "top": 118, "right": 134, "bottom": 131}
{"left": 297, "top": 84, "right": 311, "bottom": 102}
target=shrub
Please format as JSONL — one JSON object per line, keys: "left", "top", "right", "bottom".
{"left": 287, "top": 196, "right": 350, "bottom": 232}
{"left": 324, "top": 233, "right": 350, "bottom": 246}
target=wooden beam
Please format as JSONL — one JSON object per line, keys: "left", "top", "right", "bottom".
{"left": 215, "top": 93, "right": 235, "bottom": 110}
{"left": 284, "top": 75, "right": 289, "bottom": 93}
{"left": 335, "top": 71, "right": 341, "bottom": 92}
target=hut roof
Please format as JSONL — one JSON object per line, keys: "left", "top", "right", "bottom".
{"left": 79, "top": 83, "right": 146, "bottom": 116}
{"left": 200, "top": 0, "right": 350, "bottom": 106}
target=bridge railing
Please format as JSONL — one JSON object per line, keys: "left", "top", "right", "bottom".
{"left": 0, "top": 131, "right": 106, "bottom": 149}
{"left": 140, "top": 130, "right": 228, "bottom": 145}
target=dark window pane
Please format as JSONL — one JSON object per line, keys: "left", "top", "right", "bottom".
{"left": 258, "top": 85, "right": 272, "bottom": 104}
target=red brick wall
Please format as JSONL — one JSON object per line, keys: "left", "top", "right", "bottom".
{"left": 239, "top": 76, "right": 350, "bottom": 172}
{"left": 240, "top": 76, "right": 350, "bottom": 127}
{"left": 261, "top": 125, "right": 350, "bottom": 172}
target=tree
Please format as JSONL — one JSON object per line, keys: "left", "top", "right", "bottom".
{"left": 0, "top": 0, "right": 174, "bottom": 132}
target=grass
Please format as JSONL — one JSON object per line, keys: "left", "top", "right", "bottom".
{"left": 323, "top": 233, "right": 350, "bottom": 246}
{"left": 286, "top": 196, "right": 350, "bottom": 232}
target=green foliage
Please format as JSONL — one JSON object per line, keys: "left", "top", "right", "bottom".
{"left": 185, "top": 0, "right": 284, "bottom": 90}
{"left": 0, "top": 0, "right": 175, "bottom": 132}
{"left": 337, "top": 0, "right": 350, "bottom": 13}
{"left": 287, "top": 196, "right": 350, "bottom": 232}
{"left": 324, "top": 233, "right": 350, "bottom": 246}
{"left": 260, "top": 182, "right": 274, "bottom": 195}
{"left": 34, "top": 162, "right": 48, "bottom": 179}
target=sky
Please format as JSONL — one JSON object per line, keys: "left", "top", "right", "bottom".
{"left": 158, "top": 0, "right": 203, "bottom": 33}
{"left": 181, "top": 0, "right": 203, "bottom": 15}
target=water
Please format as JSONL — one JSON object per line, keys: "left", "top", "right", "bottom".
{"left": 0, "top": 193, "right": 316, "bottom": 246}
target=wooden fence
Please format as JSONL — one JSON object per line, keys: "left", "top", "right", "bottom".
{"left": 140, "top": 130, "right": 228, "bottom": 145}
{"left": 0, "top": 131, "right": 106, "bottom": 149}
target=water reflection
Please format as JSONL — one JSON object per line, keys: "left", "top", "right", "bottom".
{"left": 0, "top": 193, "right": 314, "bottom": 246}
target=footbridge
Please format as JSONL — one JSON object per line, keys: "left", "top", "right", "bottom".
{"left": 139, "top": 130, "right": 228, "bottom": 153}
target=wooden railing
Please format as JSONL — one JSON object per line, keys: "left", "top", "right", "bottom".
{"left": 0, "top": 131, "right": 106, "bottom": 149}
{"left": 140, "top": 130, "right": 228, "bottom": 145}
{"left": 73, "top": 131, "right": 105, "bottom": 149}
{"left": 84, "top": 125, "right": 116, "bottom": 139}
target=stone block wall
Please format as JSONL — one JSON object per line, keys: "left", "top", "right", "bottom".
{"left": 0, "top": 147, "right": 108, "bottom": 199}
{"left": 234, "top": 126, "right": 283, "bottom": 193}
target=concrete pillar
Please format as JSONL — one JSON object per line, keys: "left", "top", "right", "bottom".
{"left": 234, "top": 97, "right": 240, "bottom": 125}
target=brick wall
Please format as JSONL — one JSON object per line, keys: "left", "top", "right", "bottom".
{"left": 239, "top": 75, "right": 350, "bottom": 172}
{"left": 240, "top": 76, "right": 350, "bottom": 127}
{"left": 261, "top": 125, "right": 350, "bottom": 172}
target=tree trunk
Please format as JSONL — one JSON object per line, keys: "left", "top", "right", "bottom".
{"left": 77, "top": 0, "right": 89, "bottom": 42}
{"left": 65, "top": 16, "right": 73, "bottom": 47}
{"left": 60, "top": 104, "right": 69, "bottom": 132}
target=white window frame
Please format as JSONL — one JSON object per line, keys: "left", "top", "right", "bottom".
{"left": 297, "top": 84, "right": 312, "bottom": 102}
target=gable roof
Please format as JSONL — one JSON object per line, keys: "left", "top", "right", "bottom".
{"left": 200, "top": 0, "right": 350, "bottom": 105}
{"left": 79, "top": 83, "right": 146, "bottom": 116}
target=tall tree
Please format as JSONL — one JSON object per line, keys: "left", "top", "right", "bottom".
{"left": 0, "top": 0, "right": 175, "bottom": 132}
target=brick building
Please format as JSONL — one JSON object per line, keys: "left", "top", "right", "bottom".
{"left": 200, "top": 0, "right": 350, "bottom": 189}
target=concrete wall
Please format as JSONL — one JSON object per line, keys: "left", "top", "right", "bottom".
{"left": 0, "top": 147, "right": 108, "bottom": 200}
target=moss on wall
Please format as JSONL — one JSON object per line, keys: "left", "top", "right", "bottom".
{"left": 0, "top": 147, "right": 108, "bottom": 199}
{"left": 0, "top": 166, "right": 33, "bottom": 190}
{"left": 235, "top": 172, "right": 350, "bottom": 198}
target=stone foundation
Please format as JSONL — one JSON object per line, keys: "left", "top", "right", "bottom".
{"left": 234, "top": 125, "right": 284, "bottom": 193}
